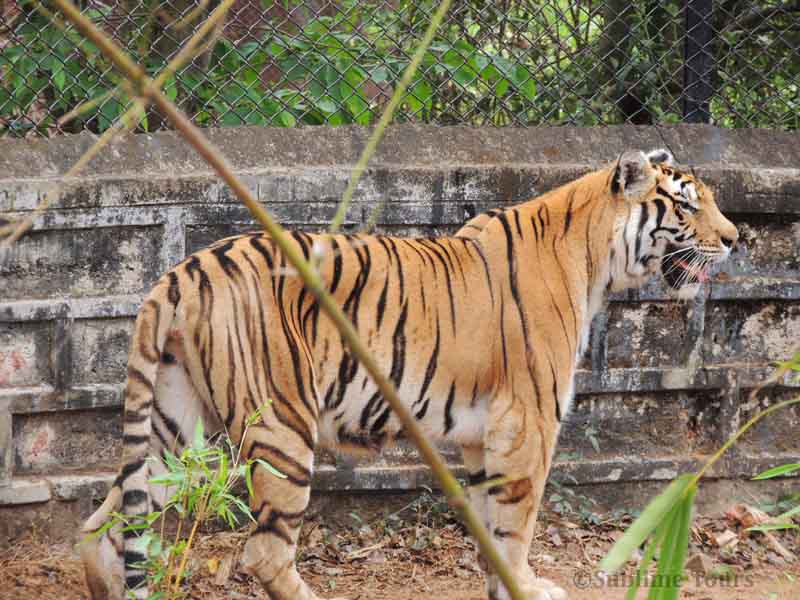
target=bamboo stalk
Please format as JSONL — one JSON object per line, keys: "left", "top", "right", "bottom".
{"left": 326, "top": 0, "right": 453, "bottom": 235}
{"left": 50, "top": 2, "right": 527, "bottom": 599}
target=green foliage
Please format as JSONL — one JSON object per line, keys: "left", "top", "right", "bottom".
{"left": 4, "top": 0, "right": 798, "bottom": 135}
{"left": 82, "top": 408, "right": 281, "bottom": 599}
{"left": 548, "top": 477, "right": 604, "bottom": 526}
{"left": 600, "top": 356, "right": 800, "bottom": 599}
{"left": 747, "top": 463, "right": 800, "bottom": 533}
{"left": 0, "top": 5, "right": 123, "bottom": 134}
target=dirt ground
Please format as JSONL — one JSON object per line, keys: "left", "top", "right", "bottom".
{"left": 1, "top": 492, "right": 798, "bottom": 600}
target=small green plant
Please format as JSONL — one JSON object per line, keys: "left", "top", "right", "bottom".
{"left": 84, "top": 405, "right": 281, "bottom": 600}
{"left": 547, "top": 477, "right": 603, "bottom": 526}
{"left": 747, "top": 463, "right": 800, "bottom": 533}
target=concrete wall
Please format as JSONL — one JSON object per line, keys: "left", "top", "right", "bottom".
{"left": 0, "top": 124, "right": 798, "bottom": 530}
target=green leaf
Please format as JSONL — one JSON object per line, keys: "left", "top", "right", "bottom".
{"left": 654, "top": 485, "right": 695, "bottom": 600}
{"left": 255, "top": 458, "right": 287, "bottom": 479}
{"left": 278, "top": 111, "right": 297, "bottom": 127}
{"left": 51, "top": 61, "right": 66, "bottom": 91}
{"left": 773, "top": 502, "right": 800, "bottom": 522}
{"left": 752, "top": 463, "right": 800, "bottom": 480}
{"left": 624, "top": 523, "right": 666, "bottom": 600}
{"left": 163, "top": 75, "right": 178, "bottom": 103}
{"left": 193, "top": 418, "right": 205, "bottom": 452}
{"left": 495, "top": 78, "right": 510, "bottom": 97}
{"left": 245, "top": 463, "right": 255, "bottom": 498}
{"left": 314, "top": 98, "right": 338, "bottom": 113}
{"left": 97, "top": 99, "right": 120, "bottom": 132}
{"left": 511, "top": 66, "right": 536, "bottom": 102}
{"left": 599, "top": 474, "right": 693, "bottom": 575}
{"left": 746, "top": 522, "right": 799, "bottom": 532}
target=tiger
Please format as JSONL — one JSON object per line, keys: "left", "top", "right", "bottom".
{"left": 80, "top": 148, "right": 738, "bottom": 600}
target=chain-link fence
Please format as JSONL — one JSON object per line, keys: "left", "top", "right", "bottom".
{"left": 1, "top": 0, "right": 799, "bottom": 136}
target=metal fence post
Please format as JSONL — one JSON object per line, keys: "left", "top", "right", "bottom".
{"left": 683, "top": 0, "right": 715, "bottom": 123}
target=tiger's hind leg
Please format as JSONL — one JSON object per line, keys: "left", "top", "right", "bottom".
{"left": 80, "top": 338, "right": 211, "bottom": 600}
{"left": 239, "top": 400, "right": 348, "bottom": 600}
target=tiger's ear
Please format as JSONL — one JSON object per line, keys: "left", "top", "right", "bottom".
{"left": 611, "top": 150, "right": 656, "bottom": 200}
{"left": 646, "top": 148, "right": 674, "bottom": 167}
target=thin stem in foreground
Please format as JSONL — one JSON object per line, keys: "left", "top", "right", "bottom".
{"left": 326, "top": 0, "right": 453, "bottom": 236}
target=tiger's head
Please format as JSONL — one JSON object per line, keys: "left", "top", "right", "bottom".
{"left": 609, "top": 149, "right": 738, "bottom": 299}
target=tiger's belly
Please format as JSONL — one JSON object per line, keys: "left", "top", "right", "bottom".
{"left": 315, "top": 360, "right": 490, "bottom": 453}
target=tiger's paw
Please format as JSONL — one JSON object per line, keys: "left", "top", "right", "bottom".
{"left": 522, "top": 577, "right": 567, "bottom": 600}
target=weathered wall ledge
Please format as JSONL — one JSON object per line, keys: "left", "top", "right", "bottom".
{"left": 0, "top": 124, "right": 798, "bottom": 536}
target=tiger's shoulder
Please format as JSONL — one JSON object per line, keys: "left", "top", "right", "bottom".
{"left": 454, "top": 208, "right": 503, "bottom": 239}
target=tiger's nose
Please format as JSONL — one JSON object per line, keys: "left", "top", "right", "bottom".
{"left": 721, "top": 235, "right": 736, "bottom": 250}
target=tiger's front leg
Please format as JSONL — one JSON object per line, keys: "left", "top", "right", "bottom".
{"left": 482, "top": 392, "right": 567, "bottom": 600}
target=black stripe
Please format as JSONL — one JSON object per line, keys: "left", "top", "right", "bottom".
{"left": 291, "top": 230, "right": 310, "bottom": 261}
{"left": 486, "top": 473, "right": 507, "bottom": 495}
{"left": 385, "top": 237, "right": 405, "bottom": 303}
{"left": 563, "top": 188, "right": 575, "bottom": 236}
{"left": 154, "top": 402, "right": 186, "bottom": 448}
{"left": 360, "top": 390, "right": 382, "bottom": 429}
{"left": 447, "top": 239, "right": 468, "bottom": 285}
{"left": 656, "top": 185, "right": 674, "bottom": 199}
{"left": 223, "top": 329, "right": 237, "bottom": 430}
{"left": 650, "top": 198, "right": 667, "bottom": 241}
{"left": 123, "top": 404, "right": 151, "bottom": 425}
{"left": 496, "top": 212, "right": 533, "bottom": 362}
{"left": 329, "top": 237, "right": 343, "bottom": 293}
{"left": 376, "top": 273, "right": 389, "bottom": 331}
{"left": 113, "top": 458, "right": 145, "bottom": 488}
{"left": 551, "top": 233, "right": 578, "bottom": 356}
{"left": 418, "top": 239, "right": 457, "bottom": 335}
{"left": 470, "top": 381, "right": 480, "bottom": 408}
{"left": 127, "top": 366, "right": 155, "bottom": 395}
{"left": 342, "top": 240, "right": 372, "bottom": 324}
{"left": 122, "top": 489, "right": 148, "bottom": 507}
{"left": 414, "top": 398, "right": 430, "bottom": 420}
{"left": 538, "top": 205, "right": 547, "bottom": 236}
{"left": 444, "top": 382, "right": 456, "bottom": 434}
{"left": 584, "top": 204, "right": 596, "bottom": 299}
{"left": 512, "top": 208, "right": 523, "bottom": 238}
{"left": 635, "top": 201, "right": 649, "bottom": 262}
{"left": 124, "top": 551, "right": 147, "bottom": 566}
{"left": 255, "top": 510, "right": 294, "bottom": 545}
{"left": 249, "top": 236, "right": 275, "bottom": 270}
{"left": 611, "top": 164, "right": 621, "bottom": 195}
{"left": 275, "top": 274, "right": 315, "bottom": 418}
{"left": 389, "top": 301, "right": 408, "bottom": 387}
{"left": 549, "top": 359, "right": 561, "bottom": 422}
{"left": 122, "top": 434, "right": 149, "bottom": 446}
{"left": 126, "top": 573, "right": 147, "bottom": 589}
{"left": 370, "top": 405, "right": 392, "bottom": 435}
{"left": 414, "top": 317, "right": 440, "bottom": 407}
{"left": 167, "top": 271, "right": 181, "bottom": 306}
{"left": 467, "top": 469, "right": 487, "bottom": 486}
{"left": 211, "top": 239, "right": 243, "bottom": 277}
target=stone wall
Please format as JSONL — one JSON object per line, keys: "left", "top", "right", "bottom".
{"left": 0, "top": 124, "right": 798, "bottom": 533}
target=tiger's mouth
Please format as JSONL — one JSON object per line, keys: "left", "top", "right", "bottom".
{"left": 660, "top": 243, "right": 710, "bottom": 289}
